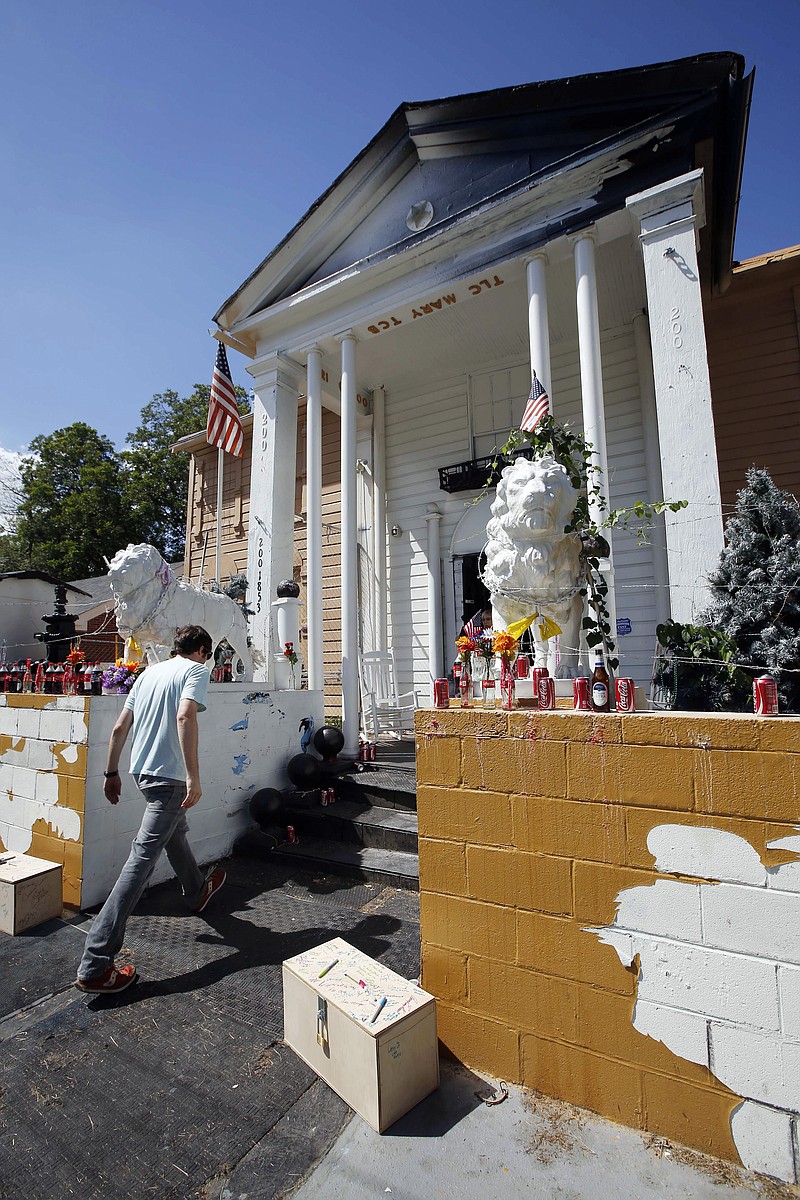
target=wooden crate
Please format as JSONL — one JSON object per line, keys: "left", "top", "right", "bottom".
{"left": 283, "top": 936, "right": 439, "bottom": 1132}
{"left": 0, "top": 853, "right": 62, "bottom": 935}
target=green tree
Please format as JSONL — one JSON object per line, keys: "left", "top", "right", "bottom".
{"left": 0, "top": 423, "right": 136, "bottom": 578}
{"left": 122, "top": 383, "right": 249, "bottom": 563}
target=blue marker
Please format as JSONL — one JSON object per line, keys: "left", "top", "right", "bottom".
{"left": 370, "top": 996, "right": 387, "bottom": 1024}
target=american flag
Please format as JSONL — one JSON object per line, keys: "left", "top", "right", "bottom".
{"left": 462, "top": 610, "right": 483, "bottom": 638}
{"left": 520, "top": 371, "right": 550, "bottom": 432}
{"left": 207, "top": 342, "right": 244, "bottom": 457}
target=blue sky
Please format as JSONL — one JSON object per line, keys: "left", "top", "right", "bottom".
{"left": 2, "top": 0, "right": 798, "bottom": 460}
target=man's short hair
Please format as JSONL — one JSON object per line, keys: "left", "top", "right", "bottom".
{"left": 174, "top": 626, "right": 213, "bottom": 657}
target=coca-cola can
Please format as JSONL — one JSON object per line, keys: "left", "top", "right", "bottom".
{"left": 433, "top": 678, "right": 450, "bottom": 708}
{"left": 538, "top": 675, "right": 555, "bottom": 710}
{"left": 515, "top": 655, "right": 530, "bottom": 679}
{"left": 614, "top": 678, "right": 636, "bottom": 712}
{"left": 368, "top": 743, "right": 376, "bottom": 761}
{"left": 573, "top": 677, "right": 591, "bottom": 710}
{"left": 286, "top": 825, "right": 296, "bottom": 843}
{"left": 754, "top": 674, "right": 779, "bottom": 716}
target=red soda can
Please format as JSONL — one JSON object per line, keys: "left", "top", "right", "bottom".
{"left": 614, "top": 678, "right": 636, "bottom": 712}
{"left": 538, "top": 675, "right": 555, "bottom": 710}
{"left": 368, "top": 743, "right": 376, "bottom": 761}
{"left": 287, "top": 825, "right": 296, "bottom": 843}
{"left": 754, "top": 675, "right": 779, "bottom": 716}
{"left": 573, "top": 677, "right": 590, "bottom": 710}
{"left": 515, "top": 655, "right": 530, "bottom": 679}
{"left": 359, "top": 743, "right": 367, "bottom": 762}
{"left": 433, "top": 678, "right": 450, "bottom": 708}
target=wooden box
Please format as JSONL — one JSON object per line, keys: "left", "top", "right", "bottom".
{"left": 283, "top": 936, "right": 439, "bottom": 1132}
{"left": 0, "top": 852, "right": 62, "bottom": 935}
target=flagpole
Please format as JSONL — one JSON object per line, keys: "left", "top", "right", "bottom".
{"left": 216, "top": 446, "right": 224, "bottom": 585}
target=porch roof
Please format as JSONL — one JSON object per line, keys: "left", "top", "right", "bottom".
{"left": 214, "top": 53, "right": 752, "bottom": 333}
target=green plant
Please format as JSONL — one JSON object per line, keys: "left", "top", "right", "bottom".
{"left": 654, "top": 620, "right": 749, "bottom": 712}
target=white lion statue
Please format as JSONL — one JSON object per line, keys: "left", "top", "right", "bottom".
{"left": 483, "top": 454, "right": 584, "bottom": 675}
{"left": 108, "top": 543, "right": 254, "bottom": 679}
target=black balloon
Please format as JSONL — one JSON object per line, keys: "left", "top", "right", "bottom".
{"left": 286, "top": 753, "right": 322, "bottom": 788}
{"left": 249, "top": 788, "right": 285, "bottom": 827}
{"left": 313, "top": 725, "right": 345, "bottom": 760}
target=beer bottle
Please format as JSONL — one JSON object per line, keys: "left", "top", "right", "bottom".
{"left": 590, "top": 653, "right": 610, "bottom": 713}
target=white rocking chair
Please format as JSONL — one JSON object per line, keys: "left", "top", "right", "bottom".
{"left": 358, "top": 649, "right": 419, "bottom": 739}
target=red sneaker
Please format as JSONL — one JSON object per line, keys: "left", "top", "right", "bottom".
{"left": 195, "top": 866, "right": 226, "bottom": 913}
{"left": 74, "top": 964, "right": 138, "bottom": 994}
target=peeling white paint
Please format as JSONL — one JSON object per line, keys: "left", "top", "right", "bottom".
{"left": 591, "top": 822, "right": 800, "bottom": 1184}
{"left": 1, "top": 729, "right": 81, "bottom": 852}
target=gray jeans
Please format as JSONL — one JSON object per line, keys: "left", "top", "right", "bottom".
{"left": 78, "top": 779, "right": 206, "bottom": 981}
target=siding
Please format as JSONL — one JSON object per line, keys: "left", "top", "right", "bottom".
{"left": 705, "top": 252, "right": 800, "bottom": 513}
{"left": 384, "top": 323, "right": 659, "bottom": 695}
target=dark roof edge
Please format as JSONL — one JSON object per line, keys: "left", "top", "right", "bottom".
{"left": 0, "top": 571, "right": 91, "bottom": 595}
{"left": 214, "top": 51, "right": 747, "bottom": 325}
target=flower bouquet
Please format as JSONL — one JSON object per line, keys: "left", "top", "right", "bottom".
{"left": 493, "top": 630, "right": 519, "bottom": 709}
{"left": 102, "top": 659, "right": 145, "bottom": 695}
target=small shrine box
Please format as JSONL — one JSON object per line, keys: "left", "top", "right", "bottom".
{"left": 283, "top": 937, "right": 439, "bottom": 1132}
{"left": 0, "top": 852, "right": 62, "bottom": 935}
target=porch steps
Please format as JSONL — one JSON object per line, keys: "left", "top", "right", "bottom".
{"left": 237, "top": 743, "right": 419, "bottom": 889}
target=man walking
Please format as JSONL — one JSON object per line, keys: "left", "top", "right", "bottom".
{"left": 75, "top": 625, "right": 226, "bottom": 995}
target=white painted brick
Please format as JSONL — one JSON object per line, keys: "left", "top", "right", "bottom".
{"left": 71, "top": 711, "right": 89, "bottom": 744}
{"left": 14, "top": 709, "right": 41, "bottom": 739}
{"left": 730, "top": 1100, "right": 796, "bottom": 1183}
{"left": 629, "top": 934, "right": 781, "bottom": 1030}
{"left": 0, "top": 708, "right": 18, "bottom": 738}
{"left": 710, "top": 1023, "right": 800, "bottom": 1111}
{"left": 778, "top": 966, "right": 800, "bottom": 1042}
{"left": 613, "top": 880, "right": 702, "bottom": 941}
{"left": 26, "top": 740, "right": 60, "bottom": 771}
{"left": 0, "top": 738, "right": 27, "bottom": 767}
{"left": 38, "top": 709, "right": 75, "bottom": 742}
{"left": 34, "top": 770, "right": 60, "bottom": 805}
{"left": 701, "top": 882, "right": 800, "bottom": 965}
{"left": 647, "top": 824, "right": 767, "bottom": 885}
{"left": 632, "top": 999, "right": 709, "bottom": 1066}
{"left": 0, "top": 764, "right": 13, "bottom": 793}
{"left": 767, "top": 860, "right": 800, "bottom": 894}
{"left": 12, "top": 765, "right": 38, "bottom": 801}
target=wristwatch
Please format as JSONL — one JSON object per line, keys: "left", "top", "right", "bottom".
{"left": 104, "top": 770, "right": 119, "bottom": 778}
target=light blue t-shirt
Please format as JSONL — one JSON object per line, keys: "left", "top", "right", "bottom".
{"left": 123, "top": 656, "right": 209, "bottom": 782}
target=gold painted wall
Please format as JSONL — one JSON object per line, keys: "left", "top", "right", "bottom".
{"left": 0, "top": 695, "right": 87, "bottom": 907}
{"left": 415, "top": 707, "right": 800, "bottom": 1164}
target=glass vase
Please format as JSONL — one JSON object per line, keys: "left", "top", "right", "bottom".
{"left": 458, "top": 658, "right": 472, "bottom": 708}
{"left": 500, "top": 657, "right": 516, "bottom": 709}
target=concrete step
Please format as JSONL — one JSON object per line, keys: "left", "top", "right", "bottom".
{"left": 284, "top": 795, "right": 418, "bottom": 854}
{"left": 334, "top": 763, "right": 417, "bottom": 811}
{"left": 237, "top": 828, "right": 419, "bottom": 891}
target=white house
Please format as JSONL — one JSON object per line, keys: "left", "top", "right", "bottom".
{"left": 208, "top": 53, "right": 753, "bottom": 756}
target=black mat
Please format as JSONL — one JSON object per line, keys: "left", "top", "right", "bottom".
{"left": 0, "top": 857, "right": 421, "bottom": 1200}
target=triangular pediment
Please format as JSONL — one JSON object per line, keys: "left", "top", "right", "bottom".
{"left": 216, "top": 53, "right": 750, "bottom": 329}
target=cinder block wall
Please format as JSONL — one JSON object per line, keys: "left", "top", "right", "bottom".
{"left": 416, "top": 707, "right": 800, "bottom": 1181}
{"left": 2, "top": 687, "right": 324, "bottom": 910}
{"left": 0, "top": 694, "right": 88, "bottom": 906}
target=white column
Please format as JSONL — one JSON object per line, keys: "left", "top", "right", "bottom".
{"left": 424, "top": 504, "right": 443, "bottom": 692}
{"left": 339, "top": 332, "right": 359, "bottom": 758}
{"left": 305, "top": 348, "right": 324, "bottom": 692}
{"left": 633, "top": 312, "right": 671, "bottom": 629}
{"left": 627, "top": 169, "right": 724, "bottom": 622}
{"left": 246, "top": 358, "right": 299, "bottom": 683}
{"left": 526, "top": 252, "right": 552, "bottom": 401}
{"left": 372, "top": 387, "right": 387, "bottom": 652}
{"left": 573, "top": 228, "right": 617, "bottom": 654}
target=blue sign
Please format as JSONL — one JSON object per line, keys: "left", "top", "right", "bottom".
{"left": 616, "top": 618, "right": 633, "bottom": 636}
